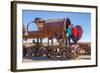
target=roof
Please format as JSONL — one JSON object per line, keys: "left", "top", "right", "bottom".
{"left": 45, "top": 18, "right": 65, "bottom": 23}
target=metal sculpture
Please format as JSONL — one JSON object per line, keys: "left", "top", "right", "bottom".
{"left": 23, "top": 17, "right": 85, "bottom": 60}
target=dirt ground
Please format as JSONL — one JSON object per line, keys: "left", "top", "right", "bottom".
{"left": 22, "top": 55, "right": 91, "bottom": 63}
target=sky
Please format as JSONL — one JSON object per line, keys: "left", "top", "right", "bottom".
{"left": 23, "top": 10, "right": 91, "bottom": 42}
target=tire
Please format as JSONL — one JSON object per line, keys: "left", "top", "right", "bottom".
{"left": 69, "top": 47, "right": 79, "bottom": 59}
{"left": 46, "top": 46, "right": 58, "bottom": 60}
{"left": 38, "top": 47, "right": 47, "bottom": 56}
{"left": 31, "top": 46, "right": 37, "bottom": 56}
{"left": 60, "top": 48, "right": 69, "bottom": 60}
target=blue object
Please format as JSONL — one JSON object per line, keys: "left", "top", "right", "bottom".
{"left": 66, "top": 26, "right": 72, "bottom": 35}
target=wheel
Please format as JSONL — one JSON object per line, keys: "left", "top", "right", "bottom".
{"left": 46, "top": 46, "right": 58, "bottom": 60}
{"left": 31, "top": 46, "right": 38, "bottom": 56}
{"left": 69, "top": 47, "right": 79, "bottom": 59}
{"left": 38, "top": 46, "right": 47, "bottom": 56}
{"left": 60, "top": 48, "right": 69, "bottom": 60}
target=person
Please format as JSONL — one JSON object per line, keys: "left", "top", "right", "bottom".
{"left": 66, "top": 25, "right": 72, "bottom": 45}
{"left": 65, "top": 31, "right": 68, "bottom": 45}
{"left": 72, "top": 25, "right": 77, "bottom": 44}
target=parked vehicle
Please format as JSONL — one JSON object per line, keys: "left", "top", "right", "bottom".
{"left": 23, "top": 17, "right": 86, "bottom": 60}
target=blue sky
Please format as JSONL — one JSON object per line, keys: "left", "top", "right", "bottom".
{"left": 23, "top": 10, "right": 91, "bottom": 42}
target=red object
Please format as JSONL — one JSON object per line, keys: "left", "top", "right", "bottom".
{"left": 71, "top": 25, "right": 83, "bottom": 42}
{"left": 72, "top": 27, "right": 77, "bottom": 36}
{"left": 76, "top": 25, "right": 83, "bottom": 40}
